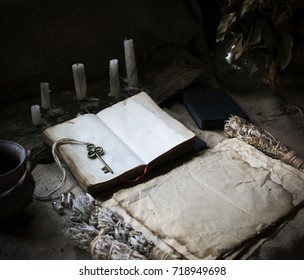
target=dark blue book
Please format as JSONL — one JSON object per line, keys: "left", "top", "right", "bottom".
{"left": 183, "top": 88, "right": 249, "bottom": 130}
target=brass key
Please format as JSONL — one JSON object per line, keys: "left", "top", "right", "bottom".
{"left": 87, "top": 143, "right": 113, "bottom": 174}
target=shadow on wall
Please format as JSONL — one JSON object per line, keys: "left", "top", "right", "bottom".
{"left": 0, "top": 0, "right": 209, "bottom": 102}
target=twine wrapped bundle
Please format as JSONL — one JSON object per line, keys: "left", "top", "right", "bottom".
{"left": 70, "top": 192, "right": 96, "bottom": 223}
{"left": 65, "top": 222, "right": 99, "bottom": 250}
{"left": 64, "top": 194, "right": 170, "bottom": 260}
{"left": 91, "top": 235, "right": 147, "bottom": 260}
{"left": 224, "top": 115, "right": 304, "bottom": 172}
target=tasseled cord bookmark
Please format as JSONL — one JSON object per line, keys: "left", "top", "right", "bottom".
{"left": 33, "top": 138, "right": 90, "bottom": 201}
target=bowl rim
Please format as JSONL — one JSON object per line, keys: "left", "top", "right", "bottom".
{"left": 0, "top": 140, "right": 26, "bottom": 178}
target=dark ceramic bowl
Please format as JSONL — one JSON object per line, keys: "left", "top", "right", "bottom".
{"left": 0, "top": 140, "right": 36, "bottom": 219}
{"left": 0, "top": 140, "right": 27, "bottom": 193}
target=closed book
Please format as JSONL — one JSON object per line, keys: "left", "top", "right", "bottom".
{"left": 183, "top": 88, "right": 249, "bottom": 130}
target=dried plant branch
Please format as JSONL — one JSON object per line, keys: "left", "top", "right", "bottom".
{"left": 217, "top": 0, "right": 303, "bottom": 86}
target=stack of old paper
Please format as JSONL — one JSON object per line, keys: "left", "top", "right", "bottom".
{"left": 103, "top": 138, "right": 304, "bottom": 259}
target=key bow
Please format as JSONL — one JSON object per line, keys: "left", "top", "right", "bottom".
{"left": 86, "top": 143, "right": 113, "bottom": 174}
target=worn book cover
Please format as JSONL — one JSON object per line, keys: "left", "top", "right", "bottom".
{"left": 42, "top": 91, "right": 200, "bottom": 193}
{"left": 183, "top": 88, "right": 249, "bottom": 130}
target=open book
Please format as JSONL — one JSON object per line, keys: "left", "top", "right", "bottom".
{"left": 42, "top": 91, "right": 200, "bottom": 193}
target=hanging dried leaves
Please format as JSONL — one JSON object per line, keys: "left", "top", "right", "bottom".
{"left": 217, "top": 0, "right": 303, "bottom": 86}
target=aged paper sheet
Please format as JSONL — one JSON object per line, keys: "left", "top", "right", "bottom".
{"left": 103, "top": 139, "right": 304, "bottom": 259}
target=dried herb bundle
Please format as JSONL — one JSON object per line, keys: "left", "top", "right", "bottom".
{"left": 63, "top": 194, "right": 170, "bottom": 260}
{"left": 90, "top": 235, "right": 147, "bottom": 260}
{"left": 64, "top": 222, "right": 99, "bottom": 251}
{"left": 224, "top": 115, "right": 304, "bottom": 171}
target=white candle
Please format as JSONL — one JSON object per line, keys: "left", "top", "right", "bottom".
{"left": 72, "top": 63, "right": 87, "bottom": 100}
{"left": 40, "top": 82, "right": 51, "bottom": 109}
{"left": 31, "top": 105, "right": 42, "bottom": 126}
{"left": 123, "top": 39, "right": 138, "bottom": 88}
{"left": 108, "top": 59, "right": 121, "bottom": 97}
